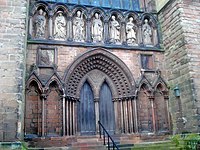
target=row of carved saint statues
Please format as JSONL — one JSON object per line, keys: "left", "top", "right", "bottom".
{"left": 32, "top": 9, "right": 155, "bottom": 46}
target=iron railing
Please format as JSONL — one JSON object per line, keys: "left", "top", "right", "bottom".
{"left": 98, "top": 121, "right": 119, "bottom": 150}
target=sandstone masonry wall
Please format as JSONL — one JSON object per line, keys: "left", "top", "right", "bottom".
{"left": 0, "top": 0, "right": 28, "bottom": 141}
{"left": 159, "top": 0, "right": 200, "bottom": 133}
{"left": 26, "top": 44, "right": 165, "bottom": 83}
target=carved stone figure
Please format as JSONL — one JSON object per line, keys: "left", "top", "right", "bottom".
{"left": 92, "top": 13, "right": 103, "bottom": 43}
{"left": 35, "top": 9, "right": 46, "bottom": 38}
{"left": 54, "top": 12, "right": 66, "bottom": 40}
{"left": 142, "top": 19, "right": 152, "bottom": 45}
{"left": 73, "top": 10, "right": 85, "bottom": 42}
{"left": 126, "top": 17, "right": 136, "bottom": 45}
{"left": 110, "top": 15, "right": 120, "bottom": 44}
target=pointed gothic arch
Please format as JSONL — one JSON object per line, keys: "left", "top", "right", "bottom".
{"left": 63, "top": 48, "right": 136, "bottom": 99}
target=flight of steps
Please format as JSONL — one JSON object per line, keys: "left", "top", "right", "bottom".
{"left": 26, "top": 134, "right": 169, "bottom": 150}
{"left": 70, "top": 136, "right": 106, "bottom": 150}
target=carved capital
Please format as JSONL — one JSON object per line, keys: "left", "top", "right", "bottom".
{"left": 41, "top": 93, "right": 47, "bottom": 100}
{"left": 49, "top": 11, "right": 53, "bottom": 18}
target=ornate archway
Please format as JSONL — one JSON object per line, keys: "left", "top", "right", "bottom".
{"left": 63, "top": 48, "right": 136, "bottom": 134}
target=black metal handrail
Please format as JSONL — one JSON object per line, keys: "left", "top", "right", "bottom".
{"left": 98, "top": 121, "right": 119, "bottom": 150}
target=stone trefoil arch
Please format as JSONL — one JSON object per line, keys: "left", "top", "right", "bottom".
{"left": 64, "top": 48, "right": 136, "bottom": 100}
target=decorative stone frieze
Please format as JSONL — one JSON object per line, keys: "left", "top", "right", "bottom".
{"left": 29, "top": 2, "right": 160, "bottom": 48}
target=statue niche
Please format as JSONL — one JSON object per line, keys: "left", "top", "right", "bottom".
{"left": 92, "top": 13, "right": 103, "bottom": 43}
{"left": 126, "top": 17, "right": 137, "bottom": 45}
{"left": 35, "top": 9, "right": 47, "bottom": 39}
{"left": 73, "top": 10, "right": 85, "bottom": 42}
{"left": 53, "top": 11, "right": 67, "bottom": 40}
{"left": 109, "top": 15, "right": 121, "bottom": 44}
{"left": 142, "top": 19, "right": 153, "bottom": 45}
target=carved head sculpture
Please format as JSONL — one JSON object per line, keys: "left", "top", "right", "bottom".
{"left": 95, "top": 13, "right": 99, "bottom": 19}
{"left": 39, "top": 9, "right": 43, "bottom": 15}
{"left": 77, "top": 10, "right": 81, "bottom": 18}
{"left": 129, "top": 17, "right": 133, "bottom": 22}
{"left": 111, "top": 15, "right": 116, "bottom": 21}
{"left": 144, "top": 19, "right": 149, "bottom": 24}
{"left": 58, "top": 12, "right": 62, "bottom": 16}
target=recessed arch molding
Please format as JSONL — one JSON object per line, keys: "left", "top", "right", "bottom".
{"left": 63, "top": 48, "right": 136, "bottom": 100}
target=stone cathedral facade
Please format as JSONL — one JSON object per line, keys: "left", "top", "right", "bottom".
{"left": 1, "top": 0, "right": 200, "bottom": 147}
{"left": 25, "top": 0, "right": 170, "bottom": 143}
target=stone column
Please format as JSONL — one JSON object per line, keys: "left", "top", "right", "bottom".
{"left": 121, "top": 21, "right": 126, "bottom": 45}
{"left": 94, "top": 98, "right": 99, "bottom": 133}
{"left": 128, "top": 98, "right": 133, "bottom": 133}
{"left": 69, "top": 100, "right": 72, "bottom": 135}
{"left": 29, "top": 14, "right": 33, "bottom": 39}
{"left": 123, "top": 99, "right": 128, "bottom": 133}
{"left": 72, "top": 100, "right": 75, "bottom": 135}
{"left": 164, "top": 95, "right": 171, "bottom": 132}
{"left": 150, "top": 96, "right": 156, "bottom": 133}
{"left": 138, "top": 24, "right": 143, "bottom": 46}
{"left": 74, "top": 99, "right": 78, "bottom": 135}
{"left": 67, "top": 15, "right": 73, "bottom": 42}
{"left": 104, "top": 19, "right": 109, "bottom": 44}
{"left": 41, "top": 93, "right": 46, "bottom": 137}
{"left": 120, "top": 99, "right": 124, "bottom": 133}
{"left": 133, "top": 97, "right": 138, "bottom": 133}
{"left": 153, "top": 28, "right": 158, "bottom": 46}
{"left": 66, "top": 99, "right": 69, "bottom": 135}
{"left": 114, "top": 99, "right": 119, "bottom": 134}
{"left": 49, "top": 11, "right": 53, "bottom": 39}
{"left": 62, "top": 92, "right": 66, "bottom": 136}
{"left": 86, "top": 18, "right": 92, "bottom": 43}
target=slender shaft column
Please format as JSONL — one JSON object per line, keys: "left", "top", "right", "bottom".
{"left": 124, "top": 99, "right": 128, "bottom": 133}
{"left": 138, "top": 25, "right": 143, "bottom": 46}
{"left": 86, "top": 18, "right": 91, "bottom": 43}
{"left": 72, "top": 100, "right": 76, "bottom": 135}
{"left": 133, "top": 97, "right": 138, "bottom": 133}
{"left": 104, "top": 19, "right": 109, "bottom": 44}
{"left": 150, "top": 97, "right": 156, "bottom": 133}
{"left": 128, "top": 99, "right": 133, "bottom": 133}
{"left": 164, "top": 95, "right": 171, "bottom": 132}
{"left": 94, "top": 98, "right": 99, "bottom": 133}
{"left": 121, "top": 21, "right": 126, "bottom": 45}
{"left": 62, "top": 92, "right": 66, "bottom": 136}
{"left": 66, "top": 100, "right": 69, "bottom": 135}
{"left": 114, "top": 99, "right": 119, "bottom": 134}
{"left": 69, "top": 100, "right": 72, "bottom": 135}
{"left": 120, "top": 99, "right": 124, "bottom": 133}
{"left": 67, "top": 15, "right": 73, "bottom": 42}
{"left": 74, "top": 100, "right": 78, "bottom": 134}
{"left": 49, "top": 11, "right": 53, "bottom": 39}
{"left": 41, "top": 93, "right": 46, "bottom": 137}
{"left": 153, "top": 28, "right": 158, "bottom": 46}
{"left": 29, "top": 15, "right": 33, "bottom": 38}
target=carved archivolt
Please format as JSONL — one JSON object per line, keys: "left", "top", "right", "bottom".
{"left": 29, "top": 2, "right": 159, "bottom": 47}
{"left": 64, "top": 48, "right": 136, "bottom": 99}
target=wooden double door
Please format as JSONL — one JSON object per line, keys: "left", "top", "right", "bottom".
{"left": 78, "top": 81, "right": 115, "bottom": 135}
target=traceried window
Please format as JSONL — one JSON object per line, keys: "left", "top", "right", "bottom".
{"left": 41, "top": 0, "right": 140, "bottom": 11}
{"left": 140, "top": 54, "right": 154, "bottom": 70}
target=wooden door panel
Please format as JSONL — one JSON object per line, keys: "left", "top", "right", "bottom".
{"left": 99, "top": 82, "right": 115, "bottom": 134}
{"left": 79, "top": 82, "right": 96, "bottom": 135}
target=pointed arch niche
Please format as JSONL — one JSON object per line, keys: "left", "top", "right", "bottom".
{"left": 25, "top": 81, "right": 42, "bottom": 137}
{"left": 154, "top": 83, "right": 170, "bottom": 133}
{"left": 137, "top": 83, "right": 153, "bottom": 133}
{"left": 45, "top": 81, "right": 63, "bottom": 136}
{"left": 25, "top": 72, "right": 65, "bottom": 137}
{"left": 64, "top": 48, "right": 136, "bottom": 134}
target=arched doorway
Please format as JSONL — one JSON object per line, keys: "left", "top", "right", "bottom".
{"left": 64, "top": 48, "right": 136, "bottom": 135}
{"left": 99, "top": 82, "right": 115, "bottom": 134}
{"left": 78, "top": 81, "right": 96, "bottom": 135}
